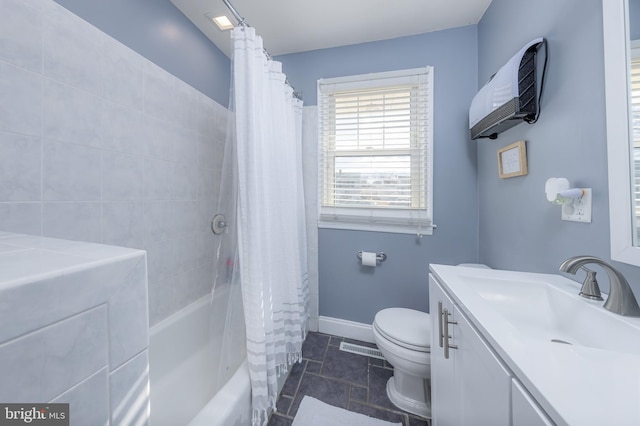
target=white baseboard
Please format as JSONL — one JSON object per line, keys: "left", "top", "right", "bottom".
{"left": 307, "top": 316, "right": 319, "bottom": 333}
{"left": 318, "top": 316, "right": 375, "bottom": 344}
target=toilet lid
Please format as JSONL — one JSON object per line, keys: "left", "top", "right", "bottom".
{"left": 374, "top": 308, "right": 431, "bottom": 352}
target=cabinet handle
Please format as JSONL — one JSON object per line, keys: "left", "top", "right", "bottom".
{"left": 443, "top": 307, "right": 458, "bottom": 359}
{"left": 438, "top": 301, "right": 444, "bottom": 348}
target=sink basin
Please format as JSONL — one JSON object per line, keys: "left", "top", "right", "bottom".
{"left": 460, "top": 274, "right": 640, "bottom": 354}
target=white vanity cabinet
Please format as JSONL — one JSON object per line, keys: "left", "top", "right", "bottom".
{"left": 429, "top": 263, "right": 640, "bottom": 425}
{"left": 429, "top": 274, "right": 512, "bottom": 425}
{"left": 512, "top": 380, "right": 555, "bottom": 426}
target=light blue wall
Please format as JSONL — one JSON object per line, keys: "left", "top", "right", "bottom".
{"left": 278, "top": 26, "right": 480, "bottom": 324}
{"left": 477, "top": 0, "right": 640, "bottom": 293}
{"left": 53, "top": 0, "right": 230, "bottom": 106}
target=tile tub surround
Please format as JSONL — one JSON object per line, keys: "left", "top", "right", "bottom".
{"left": 0, "top": 0, "right": 228, "bottom": 326}
{"left": 0, "top": 232, "right": 149, "bottom": 425}
{"left": 268, "top": 332, "right": 430, "bottom": 426}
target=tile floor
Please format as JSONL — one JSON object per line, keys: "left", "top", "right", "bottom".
{"left": 267, "top": 332, "right": 431, "bottom": 426}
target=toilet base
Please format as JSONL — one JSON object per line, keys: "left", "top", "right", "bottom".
{"left": 386, "top": 376, "right": 431, "bottom": 419}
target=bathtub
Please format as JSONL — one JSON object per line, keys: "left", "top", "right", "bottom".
{"left": 149, "top": 284, "right": 251, "bottom": 426}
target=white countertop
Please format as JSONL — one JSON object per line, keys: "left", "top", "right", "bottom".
{"left": 430, "top": 264, "right": 640, "bottom": 426}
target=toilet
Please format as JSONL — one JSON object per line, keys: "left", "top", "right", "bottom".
{"left": 372, "top": 264, "right": 490, "bottom": 418}
{"left": 372, "top": 307, "right": 432, "bottom": 418}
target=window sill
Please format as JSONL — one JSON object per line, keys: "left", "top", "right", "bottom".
{"left": 318, "top": 220, "right": 434, "bottom": 235}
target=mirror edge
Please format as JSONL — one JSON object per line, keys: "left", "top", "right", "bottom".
{"left": 605, "top": 0, "right": 639, "bottom": 265}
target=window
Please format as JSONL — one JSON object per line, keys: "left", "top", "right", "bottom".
{"left": 317, "top": 67, "right": 434, "bottom": 234}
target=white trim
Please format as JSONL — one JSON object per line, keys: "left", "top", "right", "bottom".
{"left": 318, "top": 316, "right": 375, "bottom": 344}
{"left": 307, "top": 316, "right": 319, "bottom": 333}
{"left": 604, "top": 0, "right": 640, "bottom": 265}
{"left": 318, "top": 67, "right": 431, "bottom": 89}
{"left": 318, "top": 220, "right": 434, "bottom": 235}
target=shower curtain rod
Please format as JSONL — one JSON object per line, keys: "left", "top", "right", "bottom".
{"left": 222, "top": 0, "right": 246, "bottom": 27}
{"left": 222, "top": 0, "right": 303, "bottom": 100}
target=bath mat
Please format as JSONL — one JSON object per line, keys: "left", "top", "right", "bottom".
{"left": 292, "top": 396, "right": 402, "bottom": 426}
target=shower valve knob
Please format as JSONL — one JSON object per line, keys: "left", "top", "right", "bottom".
{"left": 211, "top": 214, "right": 228, "bottom": 235}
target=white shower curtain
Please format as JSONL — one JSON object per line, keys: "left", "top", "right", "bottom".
{"left": 231, "top": 27, "right": 309, "bottom": 426}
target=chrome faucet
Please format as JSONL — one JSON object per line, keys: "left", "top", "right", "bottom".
{"left": 559, "top": 255, "right": 640, "bottom": 317}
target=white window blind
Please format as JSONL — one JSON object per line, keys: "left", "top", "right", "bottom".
{"left": 317, "top": 67, "right": 434, "bottom": 234}
{"left": 630, "top": 45, "right": 640, "bottom": 243}
{"left": 632, "top": 56, "right": 640, "bottom": 147}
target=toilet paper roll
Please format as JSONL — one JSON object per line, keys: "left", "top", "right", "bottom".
{"left": 361, "top": 251, "right": 377, "bottom": 267}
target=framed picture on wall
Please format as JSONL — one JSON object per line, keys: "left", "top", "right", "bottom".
{"left": 497, "top": 140, "right": 528, "bottom": 178}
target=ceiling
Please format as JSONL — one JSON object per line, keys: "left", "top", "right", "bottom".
{"left": 170, "top": 0, "right": 493, "bottom": 58}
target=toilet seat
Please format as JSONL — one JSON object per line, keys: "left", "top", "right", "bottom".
{"left": 374, "top": 308, "right": 431, "bottom": 353}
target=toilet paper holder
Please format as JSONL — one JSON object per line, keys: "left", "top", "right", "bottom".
{"left": 356, "top": 251, "right": 387, "bottom": 263}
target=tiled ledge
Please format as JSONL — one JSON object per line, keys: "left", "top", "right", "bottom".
{"left": 0, "top": 232, "right": 149, "bottom": 425}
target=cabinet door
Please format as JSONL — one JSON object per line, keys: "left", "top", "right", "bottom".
{"left": 512, "top": 379, "right": 555, "bottom": 426}
{"left": 429, "top": 275, "right": 460, "bottom": 426}
{"left": 455, "top": 305, "right": 512, "bottom": 425}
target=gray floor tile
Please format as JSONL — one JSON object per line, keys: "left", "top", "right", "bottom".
{"left": 369, "top": 357, "right": 385, "bottom": 367}
{"left": 320, "top": 345, "right": 369, "bottom": 387}
{"left": 289, "top": 373, "right": 350, "bottom": 417}
{"left": 350, "top": 385, "right": 368, "bottom": 402}
{"left": 301, "top": 332, "right": 329, "bottom": 362}
{"left": 280, "top": 332, "right": 430, "bottom": 425}
{"left": 329, "top": 336, "right": 343, "bottom": 346}
{"left": 409, "top": 415, "right": 431, "bottom": 426}
{"left": 305, "top": 360, "right": 322, "bottom": 374}
{"left": 281, "top": 360, "right": 306, "bottom": 397}
{"left": 368, "top": 365, "right": 396, "bottom": 410}
{"left": 276, "top": 395, "right": 293, "bottom": 415}
{"left": 344, "top": 337, "right": 378, "bottom": 349}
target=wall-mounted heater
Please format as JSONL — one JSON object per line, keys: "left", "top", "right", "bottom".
{"left": 469, "top": 37, "right": 547, "bottom": 140}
